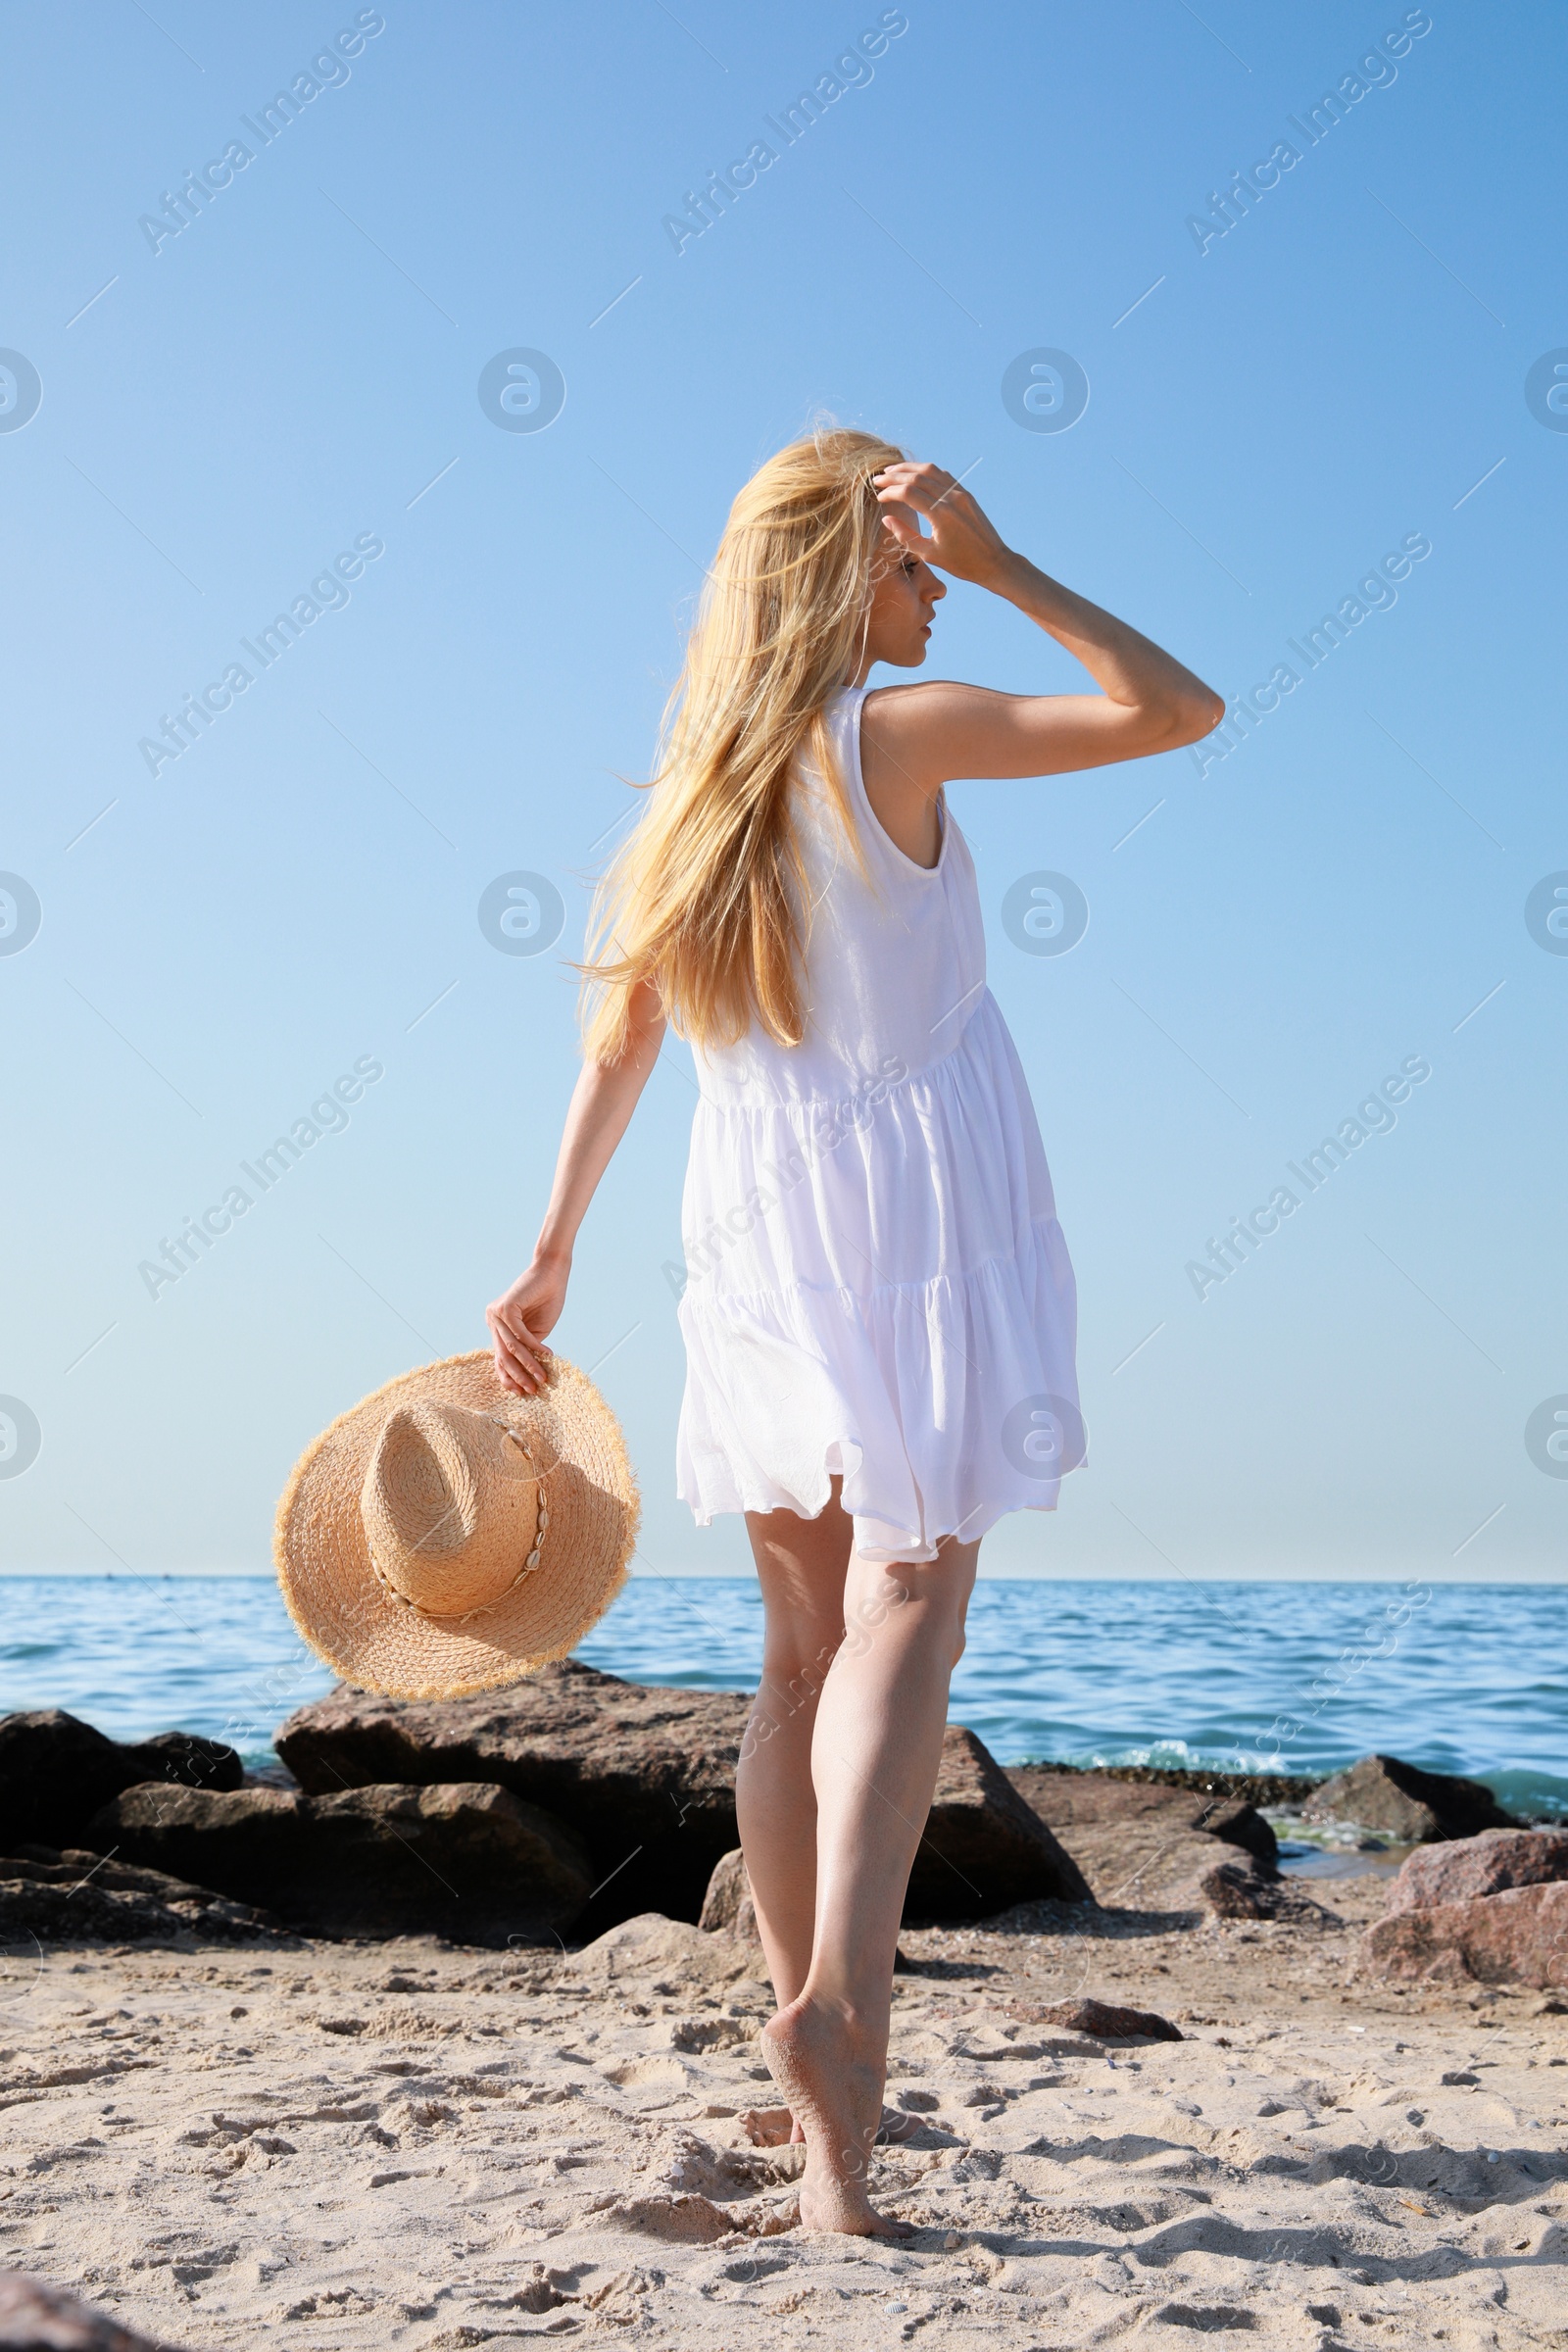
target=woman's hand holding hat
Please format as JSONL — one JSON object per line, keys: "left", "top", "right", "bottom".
{"left": 487, "top": 1252, "right": 565, "bottom": 1396}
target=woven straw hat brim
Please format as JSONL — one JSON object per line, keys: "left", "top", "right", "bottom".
{"left": 274, "top": 1351, "right": 640, "bottom": 1700}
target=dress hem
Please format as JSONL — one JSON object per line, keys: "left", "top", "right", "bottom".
{"left": 677, "top": 1422, "right": 1071, "bottom": 1565}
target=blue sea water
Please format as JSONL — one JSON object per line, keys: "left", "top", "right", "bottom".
{"left": 1, "top": 1575, "right": 1562, "bottom": 1818}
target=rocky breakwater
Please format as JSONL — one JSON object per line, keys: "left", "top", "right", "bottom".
{"left": 276, "top": 1665, "right": 1093, "bottom": 1936}
{"left": 0, "top": 1708, "right": 589, "bottom": 1948}
{"left": 0, "top": 1709, "right": 291, "bottom": 1949}
{"left": 0, "top": 1709, "right": 242, "bottom": 1850}
{"left": 1360, "top": 1825, "right": 1568, "bottom": 1988}
{"left": 3, "top": 1684, "right": 1092, "bottom": 1950}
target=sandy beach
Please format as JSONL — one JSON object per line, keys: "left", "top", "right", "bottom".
{"left": 5, "top": 1868, "right": 1565, "bottom": 2349}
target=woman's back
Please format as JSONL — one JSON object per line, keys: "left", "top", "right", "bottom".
{"left": 692, "top": 688, "right": 987, "bottom": 1111}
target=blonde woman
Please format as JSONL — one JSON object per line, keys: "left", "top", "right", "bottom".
{"left": 487, "top": 429, "right": 1220, "bottom": 2235}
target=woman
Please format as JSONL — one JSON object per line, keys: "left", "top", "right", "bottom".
{"left": 487, "top": 427, "right": 1220, "bottom": 2235}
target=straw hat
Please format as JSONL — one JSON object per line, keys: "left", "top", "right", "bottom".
{"left": 274, "top": 1351, "right": 640, "bottom": 1700}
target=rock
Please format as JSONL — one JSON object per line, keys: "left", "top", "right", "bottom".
{"left": 0, "top": 1711, "right": 243, "bottom": 1851}
{"left": 1383, "top": 1826, "right": 1568, "bottom": 1913}
{"left": 908, "top": 1729, "right": 1094, "bottom": 1918}
{"left": 564, "top": 1911, "right": 765, "bottom": 1989}
{"left": 276, "top": 1662, "right": 751, "bottom": 1934}
{"left": 0, "top": 2271, "right": 200, "bottom": 2348}
{"left": 0, "top": 1847, "right": 286, "bottom": 1946}
{"left": 133, "top": 1731, "right": 244, "bottom": 1792}
{"left": 1011, "top": 1995, "right": 1183, "bottom": 2042}
{"left": 1005, "top": 1799, "right": 1336, "bottom": 1928}
{"left": 698, "top": 1848, "right": 760, "bottom": 1941}
{"left": 1195, "top": 1855, "right": 1341, "bottom": 1928}
{"left": 1007, "top": 1767, "right": 1278, "bottom": 1868}
{"left": 1004, "top": 1772, "right": 1301, "bottom": 1921}
{"left": 88, "top": 1782, "right": 592, "bottom": 1944}
{"left": 1302, "top": 1754, "right": 1516, "bottom": 1843}
{"left": 1360, "top": 1880, "right": 1568, "bottom": 1988}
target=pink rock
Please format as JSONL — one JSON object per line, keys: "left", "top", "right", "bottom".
{"left": 1360, "top": 1880, "right": 1568, "bottom": 1988}
{"left": 1385, "top": 1827, "right": 1568, "bottom": 1915}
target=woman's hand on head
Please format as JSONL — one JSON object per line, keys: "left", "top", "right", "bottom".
{"left": 872, "top": 461, "right": 1012, "bottom": 590}
{"left": 486, "top": 1253, "right": 567, "bottom": 1396}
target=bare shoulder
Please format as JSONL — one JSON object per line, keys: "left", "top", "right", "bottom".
{"left": 860, "top": 680, "right": 1011, "bottom": 796}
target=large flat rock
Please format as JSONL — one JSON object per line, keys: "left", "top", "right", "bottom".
{"left": 1360, "top": 1879, "right": 1568, "bottom": 1988}
{"left": 1384, "top": 1826, "right": 1568, "bottom": 1914}
{"left": 1303, "top": 1753, "right": 1516, "bottom": 1843}
{"left": 1048, "top": 1823, "right": 1285, "bottom": 1919}
{"left": 89, "top": 1782, "right": 591, "bottom": 1945}
{"left": 0, "top": 1710, "right": 242, "bottom": 1851}
{"left": 997, "top": 1785, "right": 1337, "bottom": 1927}
{"left": 276, "top": 1662, "right": 750, "bottom": 1934}
{"left": 277, "top": 1666, "right": 1087, "bottom": 1929}
{"left": 1006, "top": 1767, "right": 1278, "bottom": 1867}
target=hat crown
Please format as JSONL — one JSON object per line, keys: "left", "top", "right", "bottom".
{"left": 360, "top": 1399, "right": 540, "bottom": 1619}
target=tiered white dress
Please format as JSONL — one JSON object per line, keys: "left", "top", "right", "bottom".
{"left": 675, "top": 685, "right": 1081, "bottom": 1563}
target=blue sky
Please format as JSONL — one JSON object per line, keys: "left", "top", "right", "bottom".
{"left": 2, "top": 1, "right": 1565, "bottom": 1582}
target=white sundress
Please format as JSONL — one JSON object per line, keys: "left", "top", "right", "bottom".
{"left": 675, "top": 684, "right": 1082, "bottom": 1564}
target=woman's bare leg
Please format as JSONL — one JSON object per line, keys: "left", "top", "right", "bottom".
{"left": 759, "top": 1532, "right": 979, "bottom": 2234}
{"left": 735, "top": 1486, "right": 854, "bottom": 2140}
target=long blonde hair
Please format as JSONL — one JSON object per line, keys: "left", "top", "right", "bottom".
{"left": 580, "top": 424, "right": 904, "bottom": 1063}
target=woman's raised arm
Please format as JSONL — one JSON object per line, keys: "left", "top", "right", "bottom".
{"left": 486, "top": 977, "right": 666, "bottom": 1395}
{"left": 864, "top": 459, "right": 1224, "bottom": 792}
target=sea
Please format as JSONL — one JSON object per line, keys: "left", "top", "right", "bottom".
{"left": 2, "top": 1574, "right": 1563, "bottom": 1822}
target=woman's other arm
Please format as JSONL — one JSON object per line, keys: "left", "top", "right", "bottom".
{"left": 486, "top": 977, "right": 666, "bottom": 1395}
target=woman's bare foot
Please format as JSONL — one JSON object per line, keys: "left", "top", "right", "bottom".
{"left": 760, "top": 1997, "right": 913, "bottom": 2237}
